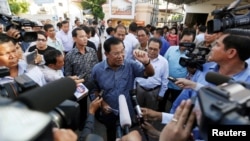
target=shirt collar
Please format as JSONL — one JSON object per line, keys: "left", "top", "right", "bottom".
{"left": 18, "top": 59, "right": 28, "bottom": 75}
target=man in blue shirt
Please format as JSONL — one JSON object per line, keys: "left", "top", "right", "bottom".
{"left": 153, "top": 27, "right": 170, "bottom": 56}
{"left": 91, "top": 37, "right": 154, "bottom": 141}
{"left": 158, "top": 28, "right": 196, "bottom": 112}
{"left": 171, "top": 29, "right": 250, "bottom": 114}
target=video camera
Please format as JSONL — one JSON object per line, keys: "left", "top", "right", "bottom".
{"left": 179, "top": 42, "right": 210, "bottom": 71}
{"left": 196, "top": 72, "right": 250, "bottom": 141}
{"left": 0, "top": 68, "right": 81, "bottom": 135}
{"left": 0, "top": 13, "right": 37, "bottom": 42}
{"left": 207, "top": 0, "right": 250, "bottom": 34}
{"left": 0, "top": 66, "right": 39, "bottom": 98}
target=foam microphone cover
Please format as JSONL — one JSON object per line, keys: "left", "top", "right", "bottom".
{"left": 205, "top": 72, "right": 232, "bottom": 85}
{"left": 119, "top": 94, "right": 131, "bottom": 128}
{"left": 15, "top": 77, "right": 76, "bottom": 113}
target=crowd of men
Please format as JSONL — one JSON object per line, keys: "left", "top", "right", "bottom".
{"left": 0, "top": 16, "right": 250, "bottom": 141}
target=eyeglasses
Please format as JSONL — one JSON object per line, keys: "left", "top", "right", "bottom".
{"left": 109, "top": 50, "right": 125, "bottom": 57}
{"left": 148, "top": 47, "right": 159, "bottom": 52}
{"left": 37, "top": 38, "right": 46, "bottom": 42}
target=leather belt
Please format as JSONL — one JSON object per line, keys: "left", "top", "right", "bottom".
{"left": 139, "top": 85, "right": 161, "bottom": 91}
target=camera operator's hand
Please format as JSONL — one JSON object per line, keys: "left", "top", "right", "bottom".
{"left": 89, "top": 97, "right": 103, "bottom": 115}
{"left": 159, "top": 99, "right": 196, "bottom": 141}
{"left": 133, "top": 49, "right": 150, "bottom": 65}
{"left": 53, "top": 128, "right": 77, "bottom": 141}
{"left": 68, "top": 75, "right": 84, "bottom": 85}
{"left": 141, "top": 121, "right": 161, "bottom": 139}
{"left": 119, "top": 130, "right": 142, "bottom": 141}
{"left": 34, "top": 50, "right": 43, "bottom": 64}
{"left": 6, "top": 28, "right": 21, "bottom": 39}
{"left": 141, "top": 107, "right": 162, "bottom": 121}
{"left": 175, "top": 78, "right": 197, "bottom": 89}
{"left": 101, "top": 100, "right": 112, "bottom": 114}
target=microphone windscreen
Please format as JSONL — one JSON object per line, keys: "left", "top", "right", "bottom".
{"left": 15, "top": 77, "right": 76, "bottom": 113}
{"left": 119, "top": 94, "right": 131, "bottom": 128}
{"left": 205, "top": 72, "right": 232, "bottom": 85}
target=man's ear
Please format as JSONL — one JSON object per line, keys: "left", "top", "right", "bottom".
{"left": 48, "top": 64, "right": 55, "bottom": 69}
{"left": 104, "top": 52, "right": 108, "bottom": 58}
{"left": 227, "top": 48, "right": 237, "bottom": 59}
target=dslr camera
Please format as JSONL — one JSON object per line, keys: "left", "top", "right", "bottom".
{"left": 179, "top": 42, "right": 210, "bottom": 71}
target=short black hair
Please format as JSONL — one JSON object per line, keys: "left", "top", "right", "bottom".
{"left": 0, "top": 33, "right": 15, "bottom": 45}
{"left": 61, "top": 20, "right": 69, "bottom": 25}
{"left": 137, "top": 27, "right": 150, "bottom": 36}
{"left": 56, "top": 22, "right": 62, "bottom": 29}
{"left": 44, "top": 49, "right": 63, "bottom": 66}
{"left": 43, "top": 24, "right": 54, "bottom": 31}
{"left": 148, "top": 37, "right": 162, "bottom": 49}
{"left": 89, "top": 27, "right": 96, "bottom": 37}
{"left": 72, "top": 27, "right": 83, "bottom": 37}
{"left": 37, "top": 31, "right": 47, "bottom": 38}
{"left": 129, "top": 22, "right": 137, "bottom": 32}
{"left": 80, "top": 25, "right": 91, "bottom": 35}
{"left": 104, "top": 37, "right": 124, "bottom": 53}
{"left": 155, "top": 28, "right": 164, "bottom": 36}
{"left": 180, "top": 28, "right": 196, "bottom": 42}
{"left": 223, "top": 34, "right": 250, "bottom": 61}
{"left": 106, "top": 27, "right": 114, "bottom": 35}
{"left": 92, "top": 20, "right": 98, "bottom": 25}
{"left": 198, "top": 25, "right": 206, "bottom": 33}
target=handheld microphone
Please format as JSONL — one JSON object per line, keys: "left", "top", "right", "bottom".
{"left": 119, "top": 94, "right": 131, "bottom": 135}
{"left": 115, "top": 120, "right": 123, "bottom": 141}
{"left": 205, "top": 72, "right": 232, "bottom": 85}
{"left": 130, "top": 90, "right": 149, "bottom": 141}
{"left": 130, "top": 90, "right": 143, "bottom": 122}
{"left": 14, "top": 77, "right": 76, "bottom": 113}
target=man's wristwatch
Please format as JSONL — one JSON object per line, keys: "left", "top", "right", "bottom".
{"left": 144, "top": 59, "right": 150, "bottom": 66}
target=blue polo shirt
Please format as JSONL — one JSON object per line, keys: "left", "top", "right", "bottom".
{"left": 164, "top": 46, "right": 188, "bottom": 90}
{"left": 170, "top": 62, "right": 250, "bottom": 113}
{"left": 91, "top": 59, "right": 145, "bottom": 118}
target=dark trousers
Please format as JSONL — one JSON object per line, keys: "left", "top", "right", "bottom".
{"left": 95, "top": 111, "right": 118, "bottom": 141}
{"left": 158, "top": 88, "right": 182, "bottom": 112}
{"left": 136, "top": 84, "right": 160, "bottom": 110}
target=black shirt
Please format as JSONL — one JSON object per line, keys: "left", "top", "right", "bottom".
{"left": 28, "top": 45, "right": 57, "bottom": 55}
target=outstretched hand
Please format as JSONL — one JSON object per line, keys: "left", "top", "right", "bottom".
{"left": 159, "top": 99, "right": 196, "bottom": 141}
{"left": 89, "top": 97, "right": 103, "bottom": 115}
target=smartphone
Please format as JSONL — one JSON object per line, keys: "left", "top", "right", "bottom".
{"left": 78, "top": 73, "right": 87, "bottom": 79}
{"left": 26, "top": 51, "right": 37, "bottom": 64}
{"left": 168, "top": 76, "right": 177, "bottom": 83}
{"left": 74, "top": 83, "right": 89, "bottom": 101}
{"left": 185, "top": 96, "right": 197, "bottom": 129}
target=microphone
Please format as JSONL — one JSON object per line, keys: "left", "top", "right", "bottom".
{"left": 130, "top": 90, "right": 143, "bottom": 123}
{"left": 115, "top": 120, "right": 123, "bottom": 141}
{"left": 130, "top": 90, "right": 149, "bottom": 141}
{"left": 14, "top": 77, "right": 76, "bottom": 113}
{"left": 119, "top": 94, "right": 131, "bottom": 135}
{"left": 205, "top": 72, "right": 233, "bottom": 85}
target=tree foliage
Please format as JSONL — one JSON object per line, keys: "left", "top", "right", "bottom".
{"left": 81, "top": 0, "right": 106, "bottom": 20}
{"left": 8, "top": 0, "right": 30, "bottom": 15}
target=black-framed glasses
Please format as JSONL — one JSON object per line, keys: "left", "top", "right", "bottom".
{"left": 37, "top": 38, "right": 46, "bottom": 42}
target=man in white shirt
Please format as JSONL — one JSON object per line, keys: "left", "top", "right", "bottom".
{"left": 44, "top": 24, "right": 64, "bottom": 54}
{"left": 104, "top": 19, "right": 113, "bottom": 39}
{"left": 194, "top": 25, "right": 206, "bottom": 46}
{"left": 124, "top": 22, "right": 139, "bottom": 60}
{"left": 135, "top": 38, "right": 169, "bottom": 110}
{"left": 56, "top": 20, "right": 74, "bottom": 54}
